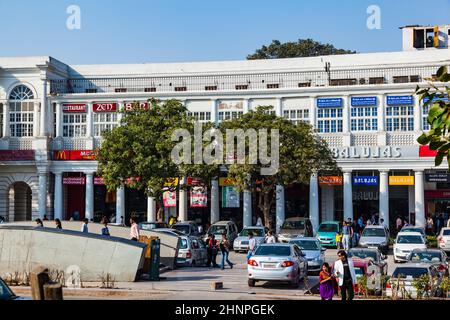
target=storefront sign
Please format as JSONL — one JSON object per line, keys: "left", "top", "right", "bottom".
{"left": 419, "top": 145, "right": 437, "bottom": 157}
{"left": 222, "top": 186, "right": 240, "bottom": 208}
{"left": 94, "top": 177, "right": 105, "bottom": 185}
{"left": 387, "top": 95, "right": 413, "bottom": 106}
{"left": 93, "top": 103, "right": 117, "bottom": 112}
{"left": 331, "top": 146, "right": 419, "bottom": 159}
{"left": 63, "top": 177, "right": 86, "bottom": 185}
{"left": 0, "top": 150, "right": 35, "bottom": 161}
{"left": 62, "top": 103, "right": 87, "bottom": 113}
{"left": 425, "top": 190, "right": 450, "bottom": 199}
{"left": 422, "top": 94, "right": 449, "bottom": 104}
{"left": 353, "top": 176, "right": 378, "bottom": 186}
{"left": 218, "top": 101, "right": 243, "bottom": 110}
{"left": 53, "top": 150, "right": 97, "bottom": 161}
{"left": 187, "top": 177, "right": 204, "bottom": 186}
{"left": 351, "top": 96, "right": 377, "bottom": 107}
{"left": 163, "top": 191, "right": 177, "bottom": 208}
{"left": 190, "top": 186, "right": 208, "bottom": 208}
{"left": 389, "top": 176, "right": 415, "bottom": 186}
{"left": 319, "top": 176, "right": 343, "bottom": 186}
{"left": 124, "top": 101, "right": 149, "bottom": 111}
{"left": 317, "top": 98, "right": 343, "bottom": 108}
{"left": 164, "top": 178, "right": 179, "bottom": 187}
{"left": 219, "top": 177, "right": 236, "bottom": 187}
{"left": 425, "top": 172, "right": 450, "bottom": 183}
{"left": 353, "top": 191, "right": 379, "bottom": 201}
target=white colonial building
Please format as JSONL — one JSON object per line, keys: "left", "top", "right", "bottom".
{"left": 1, "top": 24, "right": 450, "bottom": 232}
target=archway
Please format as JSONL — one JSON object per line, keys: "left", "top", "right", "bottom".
{"left": 8, "top": 182, "right": 32, "bottom": 221}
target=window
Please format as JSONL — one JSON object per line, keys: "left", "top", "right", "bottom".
{"left": 386, "top": 106, "right": 414, "bottom": 131}
{"left": 85, "top": 89, "right": 97, "bottom": 93}
{"left": 283, "top": 109, "right": 310, "bottom": 125}
{"left": 369, "top": 77, "right": 385, "bottom": 85}
{"left": 8, "top": 85, "right": 35, "bottom": 138}
{"left": 115, "top": 88, "right": 127, "bottom": 93}
{"left": 414, "top": 29, "right": 425, "bottom": 48}
{"left": 144, "top": 87, "right": 156, "bottom": 92}
{"left": 205, "top": 86, "right": 217, "bottom": 91}
{"left": 267, "top": 84, "right": 279, "bottom": 89}
{"left": 393, "top": 76, "right": 409, "bottom": 84}
{"left": 317, "top": 108, "right": 343, "bottom": 133}
{"left": 422, "top": 104, "right": 430, "bottom": 131}
{"left": 298, "top": 82, "right": 311, "bottom": 87}
{"left": 94, "top": 113, "right": 118, "bottom": 137}
{"left": 235, "top": 85, "right": 248, "bottom": 90}
{"left": 175, "top": 87, "right": 187, "bottom": 92}
{"left": 218, "top": 111, "right": 243, "bottom": 121}
{"left": 330, "top": 78, "right": 357, "bottom": 86}
{"left": 350, "top": 107, "right": 378, "bottom": 131}
{"left": 187, "top": 111, "right": 211, "bottom": 122}
{"left": 63, "top": 114, "right": 87, "bottom": 137}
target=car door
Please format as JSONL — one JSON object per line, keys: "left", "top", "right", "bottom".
{"left": 293, "top": 246, "right": 306, "bottom": 274}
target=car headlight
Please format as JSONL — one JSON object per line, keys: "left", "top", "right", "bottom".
{"left": 359, "top": 241, "right": 366, "bottom": 246}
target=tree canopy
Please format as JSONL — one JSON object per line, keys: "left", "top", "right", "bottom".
{"left": 247, "top": 39, "right": 356, "bottom": 60}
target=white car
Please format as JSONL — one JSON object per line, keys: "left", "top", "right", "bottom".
{"left": 393, "top": 232, "right": 427, "bottom": 263}
{"left": 438, "top": 228, "right": 450, "bottom": 253}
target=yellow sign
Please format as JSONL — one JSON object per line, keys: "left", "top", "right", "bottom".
{"left": 389, "top": 176, "right": 415, "bottom": 186}
{"left": 219, "top": 177, "right": 236, "bottom": 187}
{"left": 164, "top": 178, "right": 179, "bottom": 187}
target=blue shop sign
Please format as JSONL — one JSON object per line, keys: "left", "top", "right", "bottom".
{"left": 353, "top": 176, "right": 378, "bottom": 186}
{"left": 422, "top": 94, "right": 449, "bottom": 104}
{"left": 317, "top": 98, "right": 343, "bottom": 108}
{"left": 351, "top": 96, "right": 378, "bottom": 107}
{"left": 387, "top": 95, "right": 414, "bottom": 106}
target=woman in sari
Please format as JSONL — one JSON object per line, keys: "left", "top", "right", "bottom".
{"left": 319, "top": 262, "right": 335, "bottom": 300}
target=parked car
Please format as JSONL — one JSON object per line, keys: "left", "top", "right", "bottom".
{"left": 153, "top": 228, "right": 186, "bottom": 237}
{"left": 176, "top": 236, "right": 208, "bottom": 267}
{"left": 171, "top": 221, "right": 200, "bottom": 237}
{"left": 317, "top": 221, "right": 341, "bottom": 248}
{"left": 393, "top": 232, "right": 427, "bottom": 263}
{"left": 0, "top": 277, "right": 25, "bottom": 300}
{"left": 277, "top": 217, "right": 314, "bottom": 243}
{"left": 247, "top": 243, "right": 308, "bottom": 287}
{"left": 358, "top": 225, "right": 390, "bottom": 254}
{"left": 406, "top": 248, "right": 449, "bottom": 276}
{"left": 288, "top": 237, "right": 325, "bottom": 274}
{"left": 139, "top": 221, "right": 169, "bottom": 231}
{"left": 348, "top": 248, "right": 388, "bottom": 275}
{"left": 233, "top": 226, "right": 268, "bottom": 253}
{"left": 204, "top": 221, "right": 239, "bottom": 246}
{"left": 400, "top": 226, "right": 426, "bottom": 241}
{"left": 386, "top": 263, "right": 443, "bottom": 298}
{"left": 438, "top": 227, "right": 450, "bottom": 253}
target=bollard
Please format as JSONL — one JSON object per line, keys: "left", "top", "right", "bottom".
{"left": 211, "top": 282, "right": 223, "bottom": 290}
{"left": 30, "top": 267, "right": 50, "bottom": 300}
{"left": 43, "top": 283, "right": 64, "bottom": 300}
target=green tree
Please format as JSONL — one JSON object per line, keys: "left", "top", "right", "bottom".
{"left": 219, "top": 106, "right": 337, "bottom": 229}
{"left": 416, "top": 66, "right": 450, "bottom": 167}
{"left": 247, "top": 39, "right": 355, "bottom": 60}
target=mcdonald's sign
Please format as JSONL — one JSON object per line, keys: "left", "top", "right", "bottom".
{"left": 54, "top": 150, "right": 69, "bottom": 160}
{"left": 53, "top": 150, "right": 97, "bottom": 161}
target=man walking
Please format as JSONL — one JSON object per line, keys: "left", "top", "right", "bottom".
{"left": 333, "top": 250, "right": 357, "bottom": 301}
{"left": 342, "top": 222, "right": 352, "bottom": 251}
{"left": 247, "top": 232, "right": 257, "bottom": 261}
{"left": 81, "top": 218, "right": 89, "bottom": 233}
{"left": 130, "top": 216, "right": 140, "bottom": 241}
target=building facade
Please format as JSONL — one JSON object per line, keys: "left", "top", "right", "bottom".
{"left": 1, "top": 24, "right": 450, "bottom": 232}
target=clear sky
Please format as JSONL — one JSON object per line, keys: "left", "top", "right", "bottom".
{"left": 1, "top": 0, "right": 449, "bottom": 65}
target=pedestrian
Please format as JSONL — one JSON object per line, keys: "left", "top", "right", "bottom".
{"left": 247, "top": 231, "right": 257, "bottom": 261}
{"left": 396, "top": 216, "right": 403, "bottom": 233}
{"left": 35, "top": 218, "right": 44, "bottom": 228}
{"left": 219, "top": 233, "right": 233, "bottom": 270}
{"left": 319, "top": 262, "right": 335, "bottom": 301}
{"left": 265, "top": 230, "right": 276, "bottom": 243}
{"left": 206, "top": 234, "right": 219, "bottom": 268}
{"left": 198, "top": 224, "right": 203, "bottom": 235}
{"left": 256, "top": 215, "right": 263, "bottom": 227}
{"left": 169, "top": 216, "right": 176, "bottom": 226}
{"left": 357, "top": 216, "right": 365, "bottom": 234}
{"left": 55, "top": 219, "right": 62, "bottom": 229}
{"left": 438, "top": 213, "right": 445, "bottom": 234}
{"left": 43, "top": 214, "right": 49, "bottom": 221}
{"left": 426, "top": 216, "right": 434, "bottom": 235}
{"left": 130, "top": 216, "right": 140, "bottom": 241}
{"left": 335, "top": 232, "right": 342, "bottom": 250}
{"left": 333, "top": 250, "right": 357, "bottom": 301}
{"left": 342, "top": 222, "right": 351, "bottom": 251}
{"left": 101, "top": 217, "right": 110, "bottom": 236}
{"left": 81, "top": 218, "right": 89, "bottom": 233}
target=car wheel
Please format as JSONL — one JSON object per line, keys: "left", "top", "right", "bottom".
{"left": 248, "top": 279, "right": 256, "bottom": 287}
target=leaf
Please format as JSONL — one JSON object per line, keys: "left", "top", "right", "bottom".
{"left": 437, "top": 66, "right": 448, "bottom": 78}
{"left": 435, "top": 152, "right": 445, "bottom": 167}
{"left": 417, "top": 133, "right": 432, "bottom": 145}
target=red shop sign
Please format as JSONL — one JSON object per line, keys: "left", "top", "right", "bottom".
{"left": 124, "top": 101, "right": 149, "bottom": 111}
{"left": 424, "top": 190, "right": 450, "bottom": 199}
{"left": 94, "top": 177, "right": 105, "bottom": 185}
{"left": 62, "top": 103, "right": 87, "bottom": 113}
{"left": 93, "top": 103, "right": 117, "bottom": 112}
{"left": 53, "top": 150, "right": 97, "bottom": 161}
{"left": 0, "top": 150, "right": 35, "bottom": 161}
{"left": 187, "top": 177, "right": 204, "bottom": 186}
{"left": 63, "top": 177, "right": 86, "bottom": 185}
{"left": 419, "top": 145, "right": 438, "bottom": 157}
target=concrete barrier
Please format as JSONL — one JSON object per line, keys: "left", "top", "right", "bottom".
{"left": 0, "top": 221, "right": 180, "bottom": 270}
{"left": 0, "top": 226, "right": 146, "bottom": 282}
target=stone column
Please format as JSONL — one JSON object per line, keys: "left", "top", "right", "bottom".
{"left": 377, "top": 94, "right": 386, "bottom": 132}
{"left": 38, "top": 172, "right": 47, "bottom": 219}
{"left": 86, "top": 102, "right": 93, "bottom": 138}
{"left": 414, "top": 95, "right": 422, "bottom": 133}
{"left": 211, "top": 100, "right": 218, "bottom": 125}
{"left": 210, "top": 179, "right": 220, "bottom": 224}
{"left": 54, "top": 172, "right": 63, "bottom": 220}
{"left": 408, "top": 185, "right": 415, "bottom": 217}
{"left": 309, "top": 172, "right": 319, "bottom": 234}
{"left": 309, "top": 96, "right": 316, "bottom": 129}
{"left": 276, "top": 185, "right": 285, "bottom": 234}
{"left": 178, "top": 177, "right": 188, "bottom": 222}
{"left": 343, "top": 170, "right": 353, "bottom": 221}
{"left": 55, "top": 102, "right": 62, "bottom": 138}
{"left": 275, "top": 97, "right": 282, "bottom": 117}
{"left": 85, "top": 173, "right": 94, "bottom": 221}
{"left": 243, "top": 190, "right": 252, "bottom": 227}
{"left": 116, "top": 187, "right": 125, "bottom": 225}
{"left": 147, "top": 196, "right": 156, "bottom": 222}
{"left": 33, "top": 102, "right": 40, "bottom": 137}
{"left": 415, "top": 170, "right": 425, "bottom": 227}
{"left": 39, "top": 80, "right": 47, "bottom": 137}
{"left": 2, "top": 101, "right": 10, "bottom": 137}
{"left": 379, "top": 170, "right": 390, "bottom": 226}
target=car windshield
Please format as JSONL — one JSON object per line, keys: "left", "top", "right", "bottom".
{"left": 397, "top": 235, "right": 424, "bottom": 244}
{"left": 282, "top": 220, "right": 305, "bottom": 230}
{"left": 289, "top": 240, "right": 319, "bottom": 250}
{"left": 409, "top": 252, "right": 442, "bottom": 263}
{"left": 179, "top": 238, "right": 188, "bottom": 249}
{"left": 349, "top": 250, "right": 378, "bottom": 261}
{"left": 209, "top": 225, "right": 227, "bottom": 235}
{"left": 318, "top": 223, "right": 338, "bottom": 232}
{"left": 240, "top": 229, "right": 265, "bottom": 237}
{"left": 362, "top": 228, "right": 386, "bottom": 237}
{"left": 392, "top": 267, "right": 429, "bottom": 278}
{"left": 172, "top": 225, "right": 191, "bottom": 234}
{"left": 255, "top": 246, "right": 291, "bottom": 257}
{"left": 402, "top": 228, "right": 424, "bottom": 235}
{"left": 0, "top": 279, "right": 15, "bottom": 300}
{"left": 443, "top": 230, "right": 450, "bottom": 236}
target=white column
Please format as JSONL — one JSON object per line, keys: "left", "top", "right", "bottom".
{"left": 33, "top": 102, "right": 40, "bottom": 137}
{"left": 276, "top": 185, "right": 285, "bottom": 233}
{"left": 86, "top": 102, "right": 93, "bottom": 138}
{"left": 55, "top": 102, "right": 62, "bottom": 138}
{"left": 147, "top": 196, "right": 156, "bottom": 222}
{"left": 85, "top": 173, "right": 94, "bottom": 221}
{"left": 309, "top": 96, "right": 316, "bottom": 129}
{"left": 211, "top": 100, "right": 218, "bottom": 125}
{"left": 275, "top": 97, "right": 282, "bottom": 117}
{"left": 342, "top": 96, "right": 350, "bottom": 133}
{"left": 243, "top": 190, "right": 252, "bottom": 227}
{"left": 414, "top": 95, "right": 422, "bottom": 132}
{"left": 415, "top": 170, "right": 425, "bottom": 227}
{"left": 379, "top": 170, "right": 390, "bottom": 226}
{"left": 243, "top": 99, "right": 250, "bottom": 114}
{"left": 116, "top": 187, "right": 125, "bottom": 225}
{"left": 39, "top": 80, "right": 47, "bottom": 136}
{"left": 408, "top": 185, "right": 415, "bottom": 217}
{"left": 343, "top": 170, "right": 353, "bottom": 221}
{"left": 377, "top": 94, "right": 386, "bottom": 132}
{"left": 38, "top": 172, "right": 47, "bottom": 219}
{"left": 210, "top": 179, "right": 220, "bottom": 224}
{"left": 309, "top": 172, "right": 319, "bottom": 234}
{"left": 54, "top": 172, "right": 63, "bottom": 220}
{"left": 2, "top": 101, "right": 10, "bottom": 137}
{"left": 178, "top": 177, "right": 188, "bottom": 222}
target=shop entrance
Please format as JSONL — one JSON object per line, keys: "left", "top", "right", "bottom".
{"left": 8, "top": 182, "right": 32, "bottom": 221}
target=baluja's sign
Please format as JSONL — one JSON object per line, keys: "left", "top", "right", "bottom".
{"left": 331, "top": 146, "right": 419, "bottom": 159}
{"left": 93, "top": 103, "right": 117, "bottom": 112}
{"left": 319, "top": 176, "right": 343, "bottom": 186}
{"left": 353, "top": 176, "right": 378, "bottom": 186}
{"left": 124, "top": 101, "right": 149, "bottom": 111}
{"left": 389, "top": 176, "right": 415, "bottom": 186}
{"left": 62, "top": 103, "right": 87, "bottom": 113}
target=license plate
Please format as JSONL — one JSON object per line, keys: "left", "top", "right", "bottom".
{"left": 241, "top": 241, "right": 249, "bottom": 245}
{"left": 263, "top": 263, "right": 277, "bottom": 268}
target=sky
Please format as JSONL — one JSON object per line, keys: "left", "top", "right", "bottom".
{"left": 0, "top": 0, "right": 449, "bottom": 65}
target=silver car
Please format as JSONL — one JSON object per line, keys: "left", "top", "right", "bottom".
{"left": 359, "top": 225, "right": 390, "bottom": 254}
{"left": 247, "top": 243, "right": 308, "bottom": 287}
{"left": 176, "top": 236, "right": 208, "bottom": 267}
{"left": 288, "top": 237, "right": 325, "bottom": 274}
{"left": 233, "top": 226, "right": 268, "bottom": 253}
{"left": 204, "top": 221, "right": 239, "bottom": 246}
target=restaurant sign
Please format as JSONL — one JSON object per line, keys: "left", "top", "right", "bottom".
{"left": 62, "top": 103, "right": 87, "bottom": 113}
{"left": 93, "top": 103, "right": 117, "bottom": 112}
{"left": 53, "top": 150, "right": 97, "bottom": 161}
